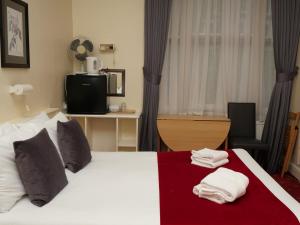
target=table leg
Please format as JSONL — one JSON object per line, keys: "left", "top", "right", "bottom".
{"left": 225, "top": 137, "right": 228, "bottom": 150}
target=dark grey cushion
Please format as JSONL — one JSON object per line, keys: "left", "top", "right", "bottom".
{"left": 57, "top": 120, "right": 91, "bottom": 173}
{"left": 14, "top": 129, "right": 68, "bottom": 207}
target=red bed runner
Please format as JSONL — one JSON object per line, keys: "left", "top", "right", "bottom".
{"left": 157, "top": 150, "right": 299, "bottom": 225}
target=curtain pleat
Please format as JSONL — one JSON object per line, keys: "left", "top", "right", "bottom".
{"left": 139, "top": 0, "right": 172, "bottom": 151}
{"left": 262, "top": 0, "right": 300, "bottom": 173}
{"left": 159, "top": 0, "right": 275, "bottom": 121}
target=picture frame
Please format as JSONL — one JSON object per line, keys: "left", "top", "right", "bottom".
{"left": 101, "top": 68, "right": 125, "bottom": 97}
{"left": 0, "top": 0, "right": 30, "bottom": 68}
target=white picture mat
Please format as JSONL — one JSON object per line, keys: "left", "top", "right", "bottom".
{"left": 7, "top": 6, "right": 24, "bottom": 57}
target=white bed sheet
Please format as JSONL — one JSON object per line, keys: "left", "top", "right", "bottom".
{"left": 0, "top": 149, "right": 299, "bottom": 225}
{"left": 0, "top": 152, "right": 160, "bottom": 225}
{"left": 233, "top": 148, "right": 300, "bottom": 222}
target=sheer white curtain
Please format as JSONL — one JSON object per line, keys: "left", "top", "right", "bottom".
{"left": 159, "top": 0, "right": 275, "bottom": 121}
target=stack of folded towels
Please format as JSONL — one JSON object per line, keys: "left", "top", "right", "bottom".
{"left": 193, "top": 167, "right": 249, "bottom": 204}
{"left": 191, "top": 148, "right": 229, "bottom": 168}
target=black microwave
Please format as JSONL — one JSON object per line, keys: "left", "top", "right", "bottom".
{"left": 65, "top": 75, "right": 108, "bottom": 114}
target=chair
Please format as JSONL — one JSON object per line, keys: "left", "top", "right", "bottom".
{"left": 281, "top": 112, "right": 300, "bottom": 177}
{"left": 227, "top": 103, "right": 268, "bottom": 163}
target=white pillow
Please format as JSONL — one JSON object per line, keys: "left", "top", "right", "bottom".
{"left": 25, "top": 111, "right": 50, "bottom": 124}
{"left": 0, "top": 125, "right": 38, "bottom": 212}
{"left": 15, "top": 111, "right": 68, "bottom": 165}
{"left": 16, "top": 112, "right": 50, "bottom": 128}
{"left": 44, "top": 112, "right": 69, "bottom": 163}
{"left": 0, "top": 123, "right": 15, "bottom": 137}
{"left": 0, "top": 112, "right": 67, "bottom": 212}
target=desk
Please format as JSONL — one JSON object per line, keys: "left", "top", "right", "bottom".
{"left": 157, "top": 115, "right": 230, "bottom": 151}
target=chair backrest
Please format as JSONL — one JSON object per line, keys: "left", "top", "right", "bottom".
{"left": 227, "top": 102, "right": 256, "bottom": 138}
{"left": 285, "top": 113, "right": 300, "bottom": 144}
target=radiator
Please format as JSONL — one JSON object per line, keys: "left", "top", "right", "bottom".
{"left": 256, "top": 121, "right": 264, "bottom": 140}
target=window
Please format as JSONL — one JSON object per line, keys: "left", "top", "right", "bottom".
{"left": 159, "top": 0, "right": 275, "bottom": 121}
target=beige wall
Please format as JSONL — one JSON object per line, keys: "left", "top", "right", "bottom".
{"left": 291, "top": 47, "right": 300, "bottom": 112}
{"left": 0, "top": 0, "right": 73, "bottom": 122}
{"left": 290, "top": 47, "right": 300, "bottom": 179}
{"left": 72, "top": 0, "right": 144, "bottom": 112}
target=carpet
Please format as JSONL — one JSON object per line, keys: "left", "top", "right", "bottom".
{"left": 273, "top": 173, "right": 300, "bottom": 202}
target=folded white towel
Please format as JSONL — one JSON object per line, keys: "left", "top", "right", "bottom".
{"left": 191, "top": 148, "right": 229, "bottom": 168}
{"left": 192, "top": 148, "right": 228, "bottom": 163}
{"left": 191, "top": 158, "right": 229, "bottom": 168}
{"left": 193, "top": 167, "right": 249, "bottom": 204}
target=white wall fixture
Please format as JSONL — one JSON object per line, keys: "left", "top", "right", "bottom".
{"left": 9, "top": 84, "right": 33, "bottom": 96}
{"left": 99, "top": 44, "right": 115, "bottom": 53}
{"left": 99, "top": 44, "right": 116, "bottom": 67}
{"left": 256, "top": 121, "right": 265, "bottom": 140}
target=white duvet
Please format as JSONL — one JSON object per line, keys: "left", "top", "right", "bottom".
{"left": 0, "top": 152, "right": 160, "bottom": 225}
{"left": 0, "top": 149, "right": 299, "bottom": 225}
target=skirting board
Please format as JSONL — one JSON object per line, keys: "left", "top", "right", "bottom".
{"left": 289, "top": 162, "right": 300, "bottom": 181}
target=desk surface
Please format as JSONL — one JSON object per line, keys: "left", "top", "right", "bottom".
{"left": 157, "top": 114, "right": 230, "bottom": 121}
{"left": 157, "top": 114, "right": 231, "bottom": 151}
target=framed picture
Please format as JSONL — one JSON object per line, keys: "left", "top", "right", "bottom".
{"left": 101, "top": 68, "right": 125, "bottom": 97}
{"left": 0, "top": 0, "right": 30, "bottom": 68}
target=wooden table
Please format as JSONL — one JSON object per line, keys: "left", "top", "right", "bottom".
{"left": 157, "top": 115, "right": 231, "bottom": 151}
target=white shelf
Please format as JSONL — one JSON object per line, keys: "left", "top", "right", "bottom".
{"left": 66, "top": 112, "right": 140, "bottom": 152}
{"left": 66, "top": 112, "right": 140, "bottom": 119}
{"left": 118, "top": 139, "right": 136, "bottom": 147}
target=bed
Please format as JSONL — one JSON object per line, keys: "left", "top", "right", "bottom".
{"left": 0, "top": 149, "right": 299, "bottom": 225}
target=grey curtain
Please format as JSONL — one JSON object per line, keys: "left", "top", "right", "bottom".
{"left": 139, "top": 0, "right": 172, "bottom": 151}
{"left": 262, "top": 0, "right": 300, "bottom": 173}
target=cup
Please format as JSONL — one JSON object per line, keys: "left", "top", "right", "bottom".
{"left": 121, "top": 102, "right": 126, "bottom": 112}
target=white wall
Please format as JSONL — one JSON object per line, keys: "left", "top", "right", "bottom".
{"left": 72, "top": 0, "right": 144, "bottom": 112}
{"left": 0, "top": 0, "right": 73, "bottom": 122}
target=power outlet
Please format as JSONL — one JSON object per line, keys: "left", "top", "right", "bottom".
{"left": 99, "top": 44, "right": 115, "bottom": 53}
{"left": 25, "top": 104, "right": 31, "bottom": 112}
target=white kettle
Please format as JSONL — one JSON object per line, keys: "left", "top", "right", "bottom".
{"left": 86, "top": 57, "right": 103, "bottom": 75}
